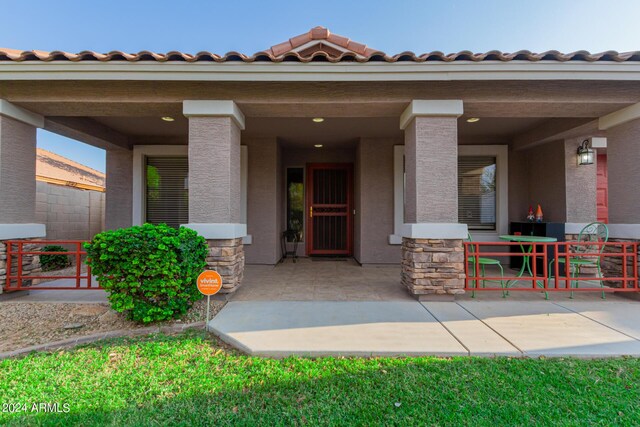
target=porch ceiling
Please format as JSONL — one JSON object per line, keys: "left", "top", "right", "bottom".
{"left": 16, "top": 100, "right": 630, "bottom": 119}
{"left": 246, "top": 117, "right": 401, "bottom": 146}
{"left": 83, "top": 115, "right": 556, "bottom": 147}
{"left": 18, "top": 94, "right": 628, "bottom": 148}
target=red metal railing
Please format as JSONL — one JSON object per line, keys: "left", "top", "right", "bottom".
{"left": 464, "top": 241, "right": 639, "bottom": 294}
{"left": 4, "top": 240, "right": 99, "bottom": 291}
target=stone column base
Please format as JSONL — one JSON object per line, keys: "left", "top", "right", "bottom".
{"left": 601, "top": 238, "right": 640, "bottom": 289}
{"left": 401, "top": 237, "right": 465, "bottom": 298}
{"left": 205, "top": 238, "right": 244, "bottom": 294}
{"left": 0, "top": 240, "right": 42, "bottom": 294}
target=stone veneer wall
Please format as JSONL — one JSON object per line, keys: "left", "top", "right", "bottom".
{"left": 206, "top": 238, "right": 244, "bottom": 293}
{"left": 401, "top": 238, "right": 465, "bottom": 298}
{"left": 601, "top": 238, "right": 640, "bottom": 289}
{"left": 0, "top": 240, "right": 42, "bottom": 294}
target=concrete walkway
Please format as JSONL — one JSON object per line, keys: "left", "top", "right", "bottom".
{"left": 209, "top": 300, "right": 640, "bottom": 358}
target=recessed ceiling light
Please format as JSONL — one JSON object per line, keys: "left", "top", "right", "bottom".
{"left": 312, "top": 117, "right": 324, "bottom": 123}
{"left": 466, "top": 117, "right": 480, "bottom": 123}
{"left": 161, "top": 116, "right": 175, "bottom": 122}
{"left": 314, "top": 144, "right": 323, "bottom": 148}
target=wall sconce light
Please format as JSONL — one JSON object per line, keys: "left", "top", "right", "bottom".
{"left": 577, "top": 139, "right": 594, "bottom": 166}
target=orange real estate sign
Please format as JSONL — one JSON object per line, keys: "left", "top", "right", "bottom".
{"left": 197, "top": 270, "right": 223, "bottom": 296}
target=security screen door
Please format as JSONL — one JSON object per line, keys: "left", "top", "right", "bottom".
{"left": 305, "top": 163, "right": 353, "bottom": 256}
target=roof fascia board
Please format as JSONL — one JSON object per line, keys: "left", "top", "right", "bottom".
{"left": 1, "top": 61, "right": 640, "bottom": 82}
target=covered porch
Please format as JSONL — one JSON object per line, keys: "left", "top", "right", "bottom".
{"left": 2, "top": 92, "right": 640, "bottom": 299}
{"left": 1, "top": 71, "right": 640, "bottom": 299}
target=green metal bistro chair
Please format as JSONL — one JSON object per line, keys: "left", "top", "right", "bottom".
{"left": 548, "top": 222, "right": 609, "bottom": 299}
{"left": 466, "top": 233, "right": 506, "bottom": 297}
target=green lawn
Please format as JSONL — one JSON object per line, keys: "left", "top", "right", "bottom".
{"left": 1, "top": 331, "right": 639, "bottom": 426}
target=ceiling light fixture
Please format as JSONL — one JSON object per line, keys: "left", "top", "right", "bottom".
{"left": 312, "top": 117, "right": 325, "bottom": 123}
{"left": 161, "top": 116, "right": 175, "bottom": 122}
{"left": 314, "top": 144, "right": 323, "bottom": 148}
{"left": 466, "top": 117, "right": 480, "bottom": 123}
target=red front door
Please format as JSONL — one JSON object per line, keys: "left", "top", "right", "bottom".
{"left": 306, "top": 163, "right": 353, "bottom": 256}
{"left": 597, "top": 153, "right": 609, "bottom": 223}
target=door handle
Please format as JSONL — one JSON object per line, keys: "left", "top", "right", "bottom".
{"left": 310, "top": 206, "right": 313, "bottom": 218}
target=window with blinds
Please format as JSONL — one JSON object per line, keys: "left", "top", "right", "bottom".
{"left": 458, "top": 156, "right": 497, "bottom": 230}
{"left": 145, "top": 156, "right": 188, "bottom": 228}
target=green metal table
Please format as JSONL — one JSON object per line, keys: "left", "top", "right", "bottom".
{"left": 499, "top": 235, "right": 557, "bottom": 295}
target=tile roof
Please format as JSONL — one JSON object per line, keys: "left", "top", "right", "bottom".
{"left": 36, "top": 148, "right": 105, "bottom": 188}
{"left": 1, "top": 26, "right": 639, "bottom": 63}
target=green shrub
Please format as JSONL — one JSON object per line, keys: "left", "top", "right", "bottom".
{"left": 40, "top": 245, "right": 71, "bottom": 271}
{"left": 84, "top": 224, "right": 208, "bottom": 323}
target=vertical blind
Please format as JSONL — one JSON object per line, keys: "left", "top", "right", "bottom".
{"left": 146, "top": 156, "right": 189, "bottom": 228}
{"left": 458, "top": 156, "right": 497, "bottom": 230}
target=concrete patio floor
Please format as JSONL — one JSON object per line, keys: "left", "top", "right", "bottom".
{"left": 234, "top": 258, "right": 409, "bottom": 301}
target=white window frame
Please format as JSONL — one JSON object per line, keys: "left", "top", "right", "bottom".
{"left": 389, "top": 144, "right": 508, "bottom": 244}
{"left": 132, "top": 145, "right": 250, "bottom": 243}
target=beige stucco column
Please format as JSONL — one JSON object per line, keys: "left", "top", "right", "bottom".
{"left": 183, "top": 100, "right": 246, "bottom": 293}
{"left": 105, "top": 148, "right": 133, "bottom": 230}
{"left": 563, "top": 137, "right": 598, "bottom": 230}
{"left": 399, "top": 100, "right": 467, "bottom": 300}
{"left": 0, "top": 100, "right": 46, "bottom": 293}
{"left": 598, "top": 106, "right": 640, "bottom": 285}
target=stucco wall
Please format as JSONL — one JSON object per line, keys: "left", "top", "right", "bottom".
{"left": 509, "top": 139, "right": 598, "bottom": 224}
{"left": 606, "top": 118, "right": 640, "bottom": 224}
{"left": 276, "top": 142, "right": 283, "bottom": 260}
{"left": 105, "top": 149, "right": 133, "bottom": 230}
{"left": 564, "top": 138, "right": 597, "bottom": 223}
{"left": 0, "top": 115, "right": 37, "bottom": 224}
{"left": 525, "top": 141, "right": 567, "bottom": 222}
{"left": 508, "top": 147, "right": 530, "bottom": 222}
{"left": 354, "top": 143, "right": 362, "bottom": 261}
{"left": 35, "top": 181, "right": 104, "bottom": 240}
{"left": 187, "top": 116, "right": 241, "bottom": 224}
{"left": 281, "top": 146, "right": 355, "bottom": 167}
{"left": 356, "top": 138, "right": 401, "bottom": 264}
{"left": 244, "top": 137, "right": 280, "bottom": 264}
{"left": 404, "top": 117, "right": 458, "bottom": 223}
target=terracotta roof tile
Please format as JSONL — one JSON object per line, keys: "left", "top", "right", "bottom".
{"left": 36, "top": 149, "right": 105, "bottom": 188}
{"left": 1, "top": 27, "right": 639, "bottom": 63}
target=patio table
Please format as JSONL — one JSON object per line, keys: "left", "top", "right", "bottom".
{"left": 499, "top": 235, "right": 557, "bottom": 291}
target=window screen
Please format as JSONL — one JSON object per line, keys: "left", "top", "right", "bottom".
{"left": 458, "top": 156, "right": 496, "bottom": 230}
{"left": 145, "top": 157, "right": 189, "bottom": 228}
